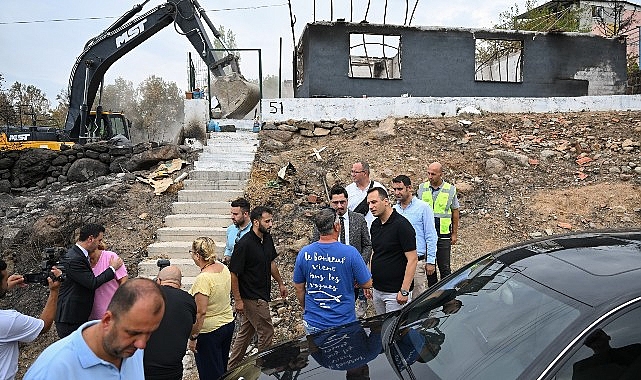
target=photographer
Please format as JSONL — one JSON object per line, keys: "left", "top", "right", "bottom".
{"left": 0, "top": 258, "right": 61, "bottom": 380}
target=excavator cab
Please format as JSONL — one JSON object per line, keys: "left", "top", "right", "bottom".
{"left": 88, "top": 109, "right": 130, "bottom": 142}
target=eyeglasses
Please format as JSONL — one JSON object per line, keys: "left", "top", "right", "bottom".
{"left": 350, "top": 170, "right": 365, "bottom": 174}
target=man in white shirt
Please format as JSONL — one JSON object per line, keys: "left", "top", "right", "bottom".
{"left": 0, "top": 258, "right": 61, "bottom": 380}
{"left": 345, "top": 160, "right": 384, "bottom": 229}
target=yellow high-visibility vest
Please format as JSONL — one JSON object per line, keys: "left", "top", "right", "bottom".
{"left": 421, "top": 181, "right": 455, "bottom": 235}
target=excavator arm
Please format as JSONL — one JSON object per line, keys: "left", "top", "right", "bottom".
{"left": 64, "top": 0, "right": 258, "bottom": 142}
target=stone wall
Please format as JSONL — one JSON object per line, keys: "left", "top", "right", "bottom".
{"left": 0, "top": 142, "right": 184, "bottom": 193}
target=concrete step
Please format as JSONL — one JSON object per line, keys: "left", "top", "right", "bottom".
{"left": 203, "top": 145, "right": 257, "bottom": 153}
{"left": 183, "top": 179, "right": 248, "bottom": 190}
{"left": 196, "top": 154, "right": 255, "bottom": 163}
{"left": 165, "top": 214, "right": 231, "bottom": 228}
{"left": 146, "top": 241, "right": 225, "bottom": 259}
{"left": 194, "top": 162, "right": 252, "bottom": 171}
{"left": 189, "top": 170, "right": 249, "bottom": 181}
{"left": 139, "top": 258, "right": 201, "bottom": 278}
{"left": 172, "top": 201, "right": 231, "bottom": 214}
{"left": 177, "top": 189, "right": 243, "bottom": 202}
{"left": 155, "top": 226, "right": 227, "bottom": 242}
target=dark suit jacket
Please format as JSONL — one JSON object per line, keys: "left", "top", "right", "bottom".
{"left": 55, "top": 245, "right": 116, "bottom": 324}
{"left": 312, "top": 210, "right": 372, "bottom": 264}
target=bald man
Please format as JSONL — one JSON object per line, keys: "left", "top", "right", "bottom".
{"left": 144, "top": 266, "right": 197, "bottom": 380}
{"left": 417, "top": 162, "right": 460, "bottom": 287}
{"left": 26, "top": 278, "right": 166, "bottom": 380}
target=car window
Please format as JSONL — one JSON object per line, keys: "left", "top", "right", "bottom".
{"left": 552, "top": 304, "right": 641, "bottom": 380}
{"left": 392, "top": 259, "right": 582, "bottom": 379}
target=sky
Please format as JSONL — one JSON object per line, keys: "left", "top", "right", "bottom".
{"left": 0, "top": 0, "right": 527, "bottom": 103}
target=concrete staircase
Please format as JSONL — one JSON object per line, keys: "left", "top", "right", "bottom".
{"left": 138, "top": 130, "right": 258, "bottom": 290}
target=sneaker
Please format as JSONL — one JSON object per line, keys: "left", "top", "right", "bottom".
{"left": 356, "top": 299, "right": 367, "bottom": 318}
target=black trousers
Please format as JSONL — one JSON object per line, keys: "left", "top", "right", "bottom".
{"left": 55, "top": 321, "right": 83, "bottom": 338}
{"left": 427, "top": 238, "right": 452, "bottom": 287}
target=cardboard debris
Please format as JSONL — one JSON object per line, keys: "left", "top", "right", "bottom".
{"left": 137, "top": 159, "right": 188, "bottom": 195}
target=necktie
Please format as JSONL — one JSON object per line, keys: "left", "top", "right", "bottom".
{"left": 339, "top": 216, "right": 346, "bottom": 244}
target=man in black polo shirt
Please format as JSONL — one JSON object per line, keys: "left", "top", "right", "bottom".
{"left": 228, "top": 206, "right": 288, "bottom": 369}
{"left": 365, "top": 187, "right": 418, "bottom": 315}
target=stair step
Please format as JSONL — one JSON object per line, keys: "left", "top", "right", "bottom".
{"left": 165, "top": 214, "right": 231, "bottom": 228}
{"left": 183, "top": 179, "right": 247, "bottom": 190}
{"left": 138, "top": 258, "right": 202, "bottom": 278}
{"left": 172, "top": 201, "right": 231, "bottom": 214}
{"left": 194, "top": 161, "right": 252, "bottom": 171}
{"left": 178, "top": 189, "right": 243, "bottom": 202}
{"left": 189, "top": 170, "right": 249, "bottom": 181}
{"left": 156, "top": 226, "right": 227, "bottom": 242}
{"left": 146, "top": 241, "right": 225, "bottom": 259}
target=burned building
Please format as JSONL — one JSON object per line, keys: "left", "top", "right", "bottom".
{"left": 294, "top": 21, "right": 627, "bottom": 98}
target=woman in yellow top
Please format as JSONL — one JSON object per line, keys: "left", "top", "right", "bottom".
{"left": 188, "top": 236, "right": 235, "bottom": 379}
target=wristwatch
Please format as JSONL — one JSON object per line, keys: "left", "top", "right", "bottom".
{"left": 189, "top": 335, "right": 199, "bottom": 341}
{"left": 400, "top": 289, "right": 410, "bottom": 297}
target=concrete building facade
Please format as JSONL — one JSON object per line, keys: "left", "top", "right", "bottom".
{"left": 294, "top": 21, "right": 627, "bottom": 98}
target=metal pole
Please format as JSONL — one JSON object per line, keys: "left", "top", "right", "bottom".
{"left": 279, "top": 37, "right": 283, "bottom": 98}
{"left": 258, "top": 48, "right": 263, "bottom": 116}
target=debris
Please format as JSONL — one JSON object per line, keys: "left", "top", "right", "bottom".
{"left": 309, "top": 146, "right": 327, "bottom": 161}
{"left": 575, "top": 156, "right": 594, "bottom": 165}
{"left": 277, "top": 162, "right": 296, "bottom": 182}
{"left": 174, "top": 172, "right": 189, "bottom": 183}
{"left": 557, "top": 222, "right": 573, "bottom": 230}
{"left": 138, "top": 213, "right": 148, "bottom": 220}
{"left": 576, "top": 171, "right": 588, "bottom": 180}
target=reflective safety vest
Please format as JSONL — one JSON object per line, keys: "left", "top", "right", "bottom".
{"left": 420, "top": 181, "right": 456, "bottom": 235}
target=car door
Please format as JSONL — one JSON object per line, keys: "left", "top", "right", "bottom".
{"left": 547, "top": 300, "right": 641, "bottom": 380}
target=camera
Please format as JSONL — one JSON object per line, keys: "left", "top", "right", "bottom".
{"left": 23, "top": 247, "right": 66, "bottom": 286}
{"left": 157, "top": 259, "right": 170, "bottom": 270}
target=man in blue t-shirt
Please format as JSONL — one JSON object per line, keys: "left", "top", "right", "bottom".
{"left": 294, "top": 208, "right": 372, "bottom": 333}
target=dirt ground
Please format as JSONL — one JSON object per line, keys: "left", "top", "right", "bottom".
{"left": 1, "top": 110, "right": 640, "bottom": 378}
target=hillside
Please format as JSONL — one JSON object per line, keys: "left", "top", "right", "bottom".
{"left": 1, "top": 110, "right": 640, "bottom": 377}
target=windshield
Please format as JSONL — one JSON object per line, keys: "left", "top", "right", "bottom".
{"left": 390, "top": 257, "right": 582, "bottom": 379}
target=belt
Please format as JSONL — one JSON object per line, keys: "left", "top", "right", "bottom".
{"left": 417, "top": 254, "right": 425, "bottom": 260}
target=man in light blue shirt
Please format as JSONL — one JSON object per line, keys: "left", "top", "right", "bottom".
{"left": 392, "top": 175, "right": 437, "bottom": 296}
{"left": 25, "top": 278, "right": 165, "bottom": 380}
{"left": 223, "top": 198, "right": 252, "bottom": 265}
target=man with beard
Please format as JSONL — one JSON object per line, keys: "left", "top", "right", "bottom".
{"left": 223, "top": 198, "right": 252, "bottom": 265}
{"left": 25, "top": 278, "right": 165, "bottom": 380}
{"left": 228, "top": 206, "right": 288, "bottom": 369}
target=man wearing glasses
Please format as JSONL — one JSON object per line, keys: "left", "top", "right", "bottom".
{"left": 345, "top": 161, "right": 384, "bottom": 229}
{"left": 223, "top": 198, "right": 252, "bottom": 265}
{"left": 313, "top": 185, "right": 371, "bottom": 317}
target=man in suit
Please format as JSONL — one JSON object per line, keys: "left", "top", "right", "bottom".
{"left": 55, "top": 223, "right": 123, "bottom": 338}
{"left": 314, "top": 185, "right": 372, "bottom": 317}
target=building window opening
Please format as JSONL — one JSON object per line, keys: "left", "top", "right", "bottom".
{"left": 349, "top": 34, "right": 401, "bottom": 79}
{"left": 475, "top": 38, "right": 523, "bottom": 83}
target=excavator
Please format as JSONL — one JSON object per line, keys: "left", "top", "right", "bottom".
{"left": 1, "top": 0, "right": 259, "bottom": 150}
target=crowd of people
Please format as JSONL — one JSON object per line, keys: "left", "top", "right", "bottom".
{"left": 0, "top": 159, "right": 460, "bottom": 380}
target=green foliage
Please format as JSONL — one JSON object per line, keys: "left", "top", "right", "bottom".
{"left": 0, "top": 79, "right": 52, "bottom": 127}
{"left": 495, "top": 0, "right": 588, "bottom": 32}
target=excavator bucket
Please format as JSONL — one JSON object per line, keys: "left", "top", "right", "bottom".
{"left": 211, "top": 73, "right": 261, "bottom": 119}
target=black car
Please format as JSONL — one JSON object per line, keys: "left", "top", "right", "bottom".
{"left": 221, "top": 230, "right": 641, "bottom": 380}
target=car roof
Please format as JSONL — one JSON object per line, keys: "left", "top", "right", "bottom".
{"left": 494, "top": 230, "right": 641, "bottom": 307}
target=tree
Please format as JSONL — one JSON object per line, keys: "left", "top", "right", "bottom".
{"left": 4, "top": 82, "right": 52, "bottom": 127}
{"left": 134, "top": 75, "right": 184, "bottom": 142}
{"left": 100, "top": 77, "right": 137, "bottom": 116}
{"left": 495, "top": 0, "right": 587, "bottom": 32}
{"left": 0, "top": 73, "right": 14, "bottom": 125}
